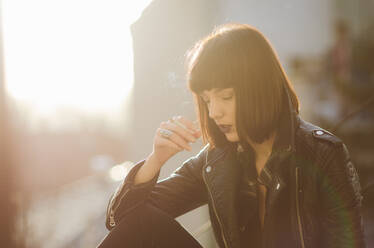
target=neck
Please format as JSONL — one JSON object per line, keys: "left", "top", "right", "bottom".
{"left": 247, "top": 132, "right": 277, "bottom": 159}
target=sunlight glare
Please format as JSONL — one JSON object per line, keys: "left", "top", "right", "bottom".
{"left": 109, "top": 161, "right": 133, "bottom": 182}
{"left": 3, "top": 0, "right": 153, "bottom": 118}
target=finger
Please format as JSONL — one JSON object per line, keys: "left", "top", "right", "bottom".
{"left": 173, "top": 119, "right": 188, "bottom": 131}
{"left": 164, "top": 121, "right": 197, "bottom": 143}
{"left": 173, "top": 116, "right": 200, "bottom": 134}
{"left": 181, "top": 118, "right": 201, "bottom": 138}
{"left": 157, "top": 133, "right": 184, "bottom": 151}
{"left": 159, "top": 124, "right": 192, "bottom": 151}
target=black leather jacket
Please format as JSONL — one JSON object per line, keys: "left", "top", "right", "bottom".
{"left": 105, "top": 114, "right": 365, "bottom": 248}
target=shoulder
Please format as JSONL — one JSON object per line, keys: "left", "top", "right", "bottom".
{"left": 295, "top": 118, "right": 348, "bottom": 164}
{"left": 191, "top": 143, "right": 210, "bottom": 164}
{"left": 296, "top": 118, "right": 343, "bottom": 148}
{"left": 295, "top": 118, "right": 362, "bottom": 202}
{"left": 187, "top": 143, "right": 232, "bottom": 167}
{"left": 295, "top": 119, "right": 360, "bottom": 194}
{"left": 180, "top": 144, "right": 210, "bottom": 170}
{"left": 171, "top": 144, "right": 211, "bottom": 180}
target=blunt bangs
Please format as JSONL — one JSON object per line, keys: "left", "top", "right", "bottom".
{"left": 187, "top": 28, "right": 259, "bottom": 94}
{"left": 188, "top": 43, "right": 239, "bottom": 94}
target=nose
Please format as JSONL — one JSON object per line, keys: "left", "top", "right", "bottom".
{"left": 208, "top": 100, "right": 224, "bottom": 120}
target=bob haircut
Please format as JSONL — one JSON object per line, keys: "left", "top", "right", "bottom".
{"left": 186, "top": 23, "right": 299, "bottom": 149}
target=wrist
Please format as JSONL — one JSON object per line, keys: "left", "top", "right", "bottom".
{"left": 146, "top": 152, "right": 165, "bottom": 169}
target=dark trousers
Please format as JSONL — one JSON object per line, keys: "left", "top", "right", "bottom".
{"left": 97, "top": 204, "right": 203, "bottom": 248}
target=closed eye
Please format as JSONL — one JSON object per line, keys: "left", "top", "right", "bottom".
{"left": 222, "top": 95, "right": 233, "bottom": 100}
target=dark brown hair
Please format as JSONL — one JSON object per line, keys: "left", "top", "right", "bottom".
{"left": 186, "top": 23, "right": 299, "bottom": 148}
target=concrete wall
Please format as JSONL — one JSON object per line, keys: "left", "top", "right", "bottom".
{"left": 130, "top": 0, "right": 221, "bottom": 246}
{"left": 130, "top": 0, "right": 221, "bottom": 162}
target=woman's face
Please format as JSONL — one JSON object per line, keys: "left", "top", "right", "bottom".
{"left": 200, "top": 88, "right": 239, "bottom": 142}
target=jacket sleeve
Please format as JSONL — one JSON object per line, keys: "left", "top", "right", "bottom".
{"left": 319, "top": 143, "right": 365, "bottom": 248}
{"left": 105, "top": 147, "right": 209, "bottom": 230}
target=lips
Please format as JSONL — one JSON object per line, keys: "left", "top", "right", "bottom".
{"left": 218, "top": 124, "right": 232, "bottom": 133}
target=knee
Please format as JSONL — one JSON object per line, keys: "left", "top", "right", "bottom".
{"left": 111, "top": 204, "right": 175, "bottom": 234}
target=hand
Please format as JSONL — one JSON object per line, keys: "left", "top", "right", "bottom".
{"left": 151, "top": 116, "right": 201, "bottom": 167}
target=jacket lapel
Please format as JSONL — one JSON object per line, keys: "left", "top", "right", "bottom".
{"left": 204, "top": 146, "right": 241, "bottom": 248}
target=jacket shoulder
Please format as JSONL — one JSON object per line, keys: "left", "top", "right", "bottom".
{"left": 296, "top": 119, "right": 355, "bottom": 181}
{"left": 182, "top": 144, "right": 210, "bottom": 169}
{"left": 297, "top": 118, "right": 343, "bottom": 148}
{"left": 188, "top": 143, "right": 231, "bottom": 169}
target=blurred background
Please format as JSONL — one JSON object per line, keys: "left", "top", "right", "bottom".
{"left": 0, "top": 0, "right": 373, "bottom": 247}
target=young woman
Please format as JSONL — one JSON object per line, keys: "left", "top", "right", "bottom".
{"left": 98, "top": 23, "right": 365, "bottom": 248}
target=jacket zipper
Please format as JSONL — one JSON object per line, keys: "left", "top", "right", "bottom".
{"left": 202, "top": 149, "right": 229, "bottom": 248}
{"left": 109, "top": 210, "right": 116, "bottom": 227}
{"left": 202, "top": 171, "right": 229, "bottom": 248}
{"left": 108, "top": 187, "right": 130, "bottom": 227}
{"left": 295, "top": 167, "right": 306, "bottom": 248}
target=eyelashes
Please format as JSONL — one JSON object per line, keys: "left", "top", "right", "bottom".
{"left": 222, "top": 95, "right": 233, "bottom": 100}
{"left": 202, "top": 95, "right": 233, "bottom": 104}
